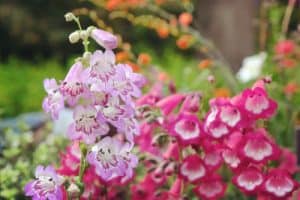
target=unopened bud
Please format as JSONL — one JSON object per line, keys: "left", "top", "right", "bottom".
{"left": 80, "top": 30, "right": 89, "bottom": 40}
{"left": 64, "top": 12, "right": 75, "bottom": 22}
{"left": 86, "top": 26, "right": 96, "bottom": 36}
{"left": 69, "top": 31, "right": 80, "bottom": 44}
{"left": 67, "top": 183, "right": 80, "bottom": 198}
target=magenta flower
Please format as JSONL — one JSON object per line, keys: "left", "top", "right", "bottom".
{"left": 24, "top": 165, "right": 64, "bottom": 200}
{"left": 87, "top": 137, "right": 138, "bottom": 181}
{"left": 222, "top": 148, "right": 241, "bottom": 170}
{"left": 42, "top": 79, "right": 64, "bottom": 120}
{"left": 57, "top": 142, "right": 81, "bottom": 176}
{"left": 155, "top": 93, "right": 186, "bottom": 116}
{"left": 204, "top": 98, "right": 243, "bottom": 139}
{"left": 89, "top": 50, "right": 116, "bottom": 81}
{"left": 235, "top": 82, "right": 277, "bottom": 120}
{"left": 232, "top": 166, "right": 264, "bottom": 194}
{"left": 263, "top": 169, "right": 298, "bottom": 198}
{"left": 202, "top": 143, "right": 223, "bottom": 171}
{"left": 91, "top": 28, "right": 118, "bottom": 50}
{"left": 179, "top": 154, "right": 207, "bottom": 184}
{"left": 180, "top": 93, "right": 201, "bottom": 113}
{"left": 193, "top": 175, "right": 226, "bottom": 200}
{"left": 238, "top": 129, "right": 280, "bottom": 164}
{"left": 168, "top": 113, "right": 203, "bottom": 145}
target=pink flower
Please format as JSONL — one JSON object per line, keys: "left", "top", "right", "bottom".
{"left": 91, "top": 28, "right": 118, "bottom": 50}
{"left": 278, "top": 148, "right": 299, "bottom": 174}
{"left": 24, "top": 165, "right": 64, "bottom": 200}
{"left": 168, "top": 113, "right": 203, "bottom": 145}
{"left": 235, "top": 85, "right": 277, "bottom": 120}
{"left": 179, "top": 154, "right": 207, "bottom": 184}
{"left": 180, "top": 92, "right": 201, "bottom": 113}
{"left": 87, "top": 137, "right": 138, "bottom": 181}
{"left": 275, "top": 40, "right": 295, "bottom": 55}
{"left": 156, "top": 93, "right": 186, "bottom": 115}
{"left": 204, "top": 98, "right": 243, "bottom": 139}
{"left": 89, "top": 50, "right": 116, "bottom": 82}
{"left": 238, "top": 130, "right": 280, "bottom": 164}
{"left": 135, "top": 122, "right": 161, "bottom": 156}
{"left": 263, "top": 169, "right": 298, "bottom": 199}
{"left": 232, "top": 166, "right": 264, "bottom": 194}
{"left": 73, "top": 105, "right": 101, "bottom": 134}
{"left": 60, "top": 62, "right": 89, "bottom": 105}
{"left": 202, "top": 143, "right": 223, "bottom": 171}
{"left": 107, "top": 64, "right": 143, "bottom": 101}
{"left": 57, "top": 142, "right": 81, "bottom": 176}
{"left": 136, "top": 83, "right": 163, "bottom": 106}
{"left": 222, "top": 148, "right": 242, "bottom": 170}
{"left": 131, "top": 174, "right": 165, "bottom": 200}
{"left": 193, "top": 175, "right": 226, "bottom": 200}
{"left": 42, "top": 78, "right": 64, "bottom": 120}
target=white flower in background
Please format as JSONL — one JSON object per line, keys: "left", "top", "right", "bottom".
{"left": 237, "top": 52, "right": 267, "bottom": 83}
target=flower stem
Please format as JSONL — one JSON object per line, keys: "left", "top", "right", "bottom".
{"left": 74, "top": 17, "right": 89, "bottom": 52}
{"left": 281, "top": 0, "right": 296, "bottom": 37}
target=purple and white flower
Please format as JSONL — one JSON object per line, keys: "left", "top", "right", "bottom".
{"left": 87, "top": 137, "right": 138, "bottom": 181}
{"left": 24, "top": 165, "right": 64, "bottom": 200}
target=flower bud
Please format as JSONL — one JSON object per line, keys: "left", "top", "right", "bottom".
{"left": 64, "top": 12, "right": 75, "bottom": 22}
{"left": 86, "top": 26, "right": 96, "bottom": 36}
{"left": 80, "top": 30, "right": 89, "bottom": 40}
{"left": 69, "top": 31, "right": 80, "bottom": 44}
{"left": 67, "top": 183, "right": 80, "bottom": 198}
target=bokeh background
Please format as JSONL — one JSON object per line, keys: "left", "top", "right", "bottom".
{"left": 0, "top": 0, "right": 300, "bottom": 199}
{"left": 1, "top": 0, "right": 298, "bottom": 117}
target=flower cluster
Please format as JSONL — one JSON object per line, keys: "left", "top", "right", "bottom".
{"left": 132, "top": 80, "right": 299, "bottom": 199}
{"left": 25, "top": 18, "right": 145, "bottom": 199}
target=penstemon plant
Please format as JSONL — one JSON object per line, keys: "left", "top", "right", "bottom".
{"left": 132, "top": 80, "right": 300, "bottom": 200}
{"left": 24, "top": 12, "right": 145, "bottom": 199}
{"left": 23, "top": 13, "right": 300, "bottom": 200}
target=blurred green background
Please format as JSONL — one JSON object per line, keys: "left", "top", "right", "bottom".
{"left": 0, "top": 0, "right": 299, "bottom": 117}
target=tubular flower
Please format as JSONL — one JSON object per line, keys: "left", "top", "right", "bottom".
{"left": 42, "top": 78, "right": 64, "bottom": 120}
{"left": 87, "top": 137, "right": 138, "bottom": 181}
{"left": 179, "top": 154, "right": 207, "bottom": 184}
{"left": 24, "top": 165, "right": 64, "bottom": 200}
{"left": 90, "top": 28, "right": 118, "bottom": 50}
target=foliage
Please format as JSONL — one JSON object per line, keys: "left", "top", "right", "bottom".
{"left": 0, "top": 126, "right": 67, "bottom": 199}
{"left": 0, "top": 58, "right": 67, "bottom": 117}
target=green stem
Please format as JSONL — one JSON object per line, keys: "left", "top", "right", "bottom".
{"left": 74, "top": 17, "right": 89, "bottom": 52}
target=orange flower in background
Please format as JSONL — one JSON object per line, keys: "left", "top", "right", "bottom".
{"left": 126, "top": 61, "right": 140, "bottom": 72}
{"left": 284, "top": 82, "right": 298, "bottom": 96}
{"left": 158, "top": 71, "right": 170, "bottom": 82}
{"left": 179, "top": 12, "right": 193, "bottom": 26}
{"left": 214, "top": 88, "right": 231, "bottom": 98}
{"left": 116, "top": 51, "right": 130, "bottom": 62}
{"left": 106, "top": 0, "right": 145, "bottom": 10}
{"left": 156, "top": 26, "right": 169, "bottom": 39}
{"left": 138, "top": 53, "right": 151, "bottom": 65}
{"left": 198, "top": 59, "right": 212, "bottom": 69}
{"left": 155, "top": 0, "right": 165, "bottom": 5}
{"left": 176, "top": 35, "right": 193, "bottom": 49}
